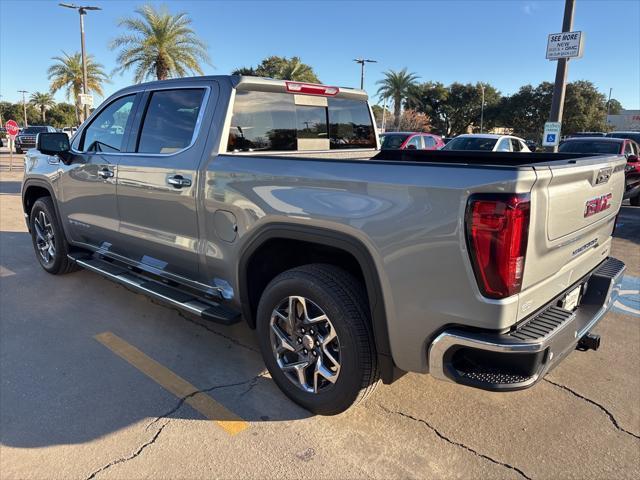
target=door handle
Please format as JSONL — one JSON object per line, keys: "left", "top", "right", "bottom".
{"left": 167, "top": 175, "right": 192, "bottom": 188}
{"left": 97, "top": 168, "right": 114, "bottom": 179}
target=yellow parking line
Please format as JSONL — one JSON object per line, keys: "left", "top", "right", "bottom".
{"left": 94, "top": 331, "right": 249, "bottom": 435}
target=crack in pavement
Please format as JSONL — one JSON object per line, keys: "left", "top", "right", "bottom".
{"left": 175, "top": 310, "right": 260, "bottom": 354}
{"left": 110, "top": 281, "right": 260, "bottom": 354}
{"left": 84, "top": 421, "right": 170, "bottom": 480}
{"left": 145, "top": 373, "right": 268, "bottom": 431}
{"left": 378, "top": 404, "right": 533, "bottom": 480}
{"left": 544, "top": 378, "right": 640, "bottom": 440}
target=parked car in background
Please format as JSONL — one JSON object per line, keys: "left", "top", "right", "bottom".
{"left": 379, "top": 132, "right": 445, "bottom": 150}
{"left": 62, "top": 126, "right": 79, "bottom": 138}
{"left": 15, "top": 126, "right": 57, "bottom": 154}
{"left": 566, "top": 132, "right": 607, "bottom": 138}
{"left": 442, "top": 134, "right": 531, "bottom": 152}
{"left": 559, "top": 136, "right": 640, "bottom": 205}
{"left": 606, "top": 131, "right": 640, "bottom": 144}
{"left": 525, "top": 140, "right": 538, "bottom": 152}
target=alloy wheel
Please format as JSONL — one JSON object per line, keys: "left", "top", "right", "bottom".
{"left": 269, "top": 296, "right": 341, "bottom": 393}
{"left": 33, "top": 210, "right": 56, "bottom": 264}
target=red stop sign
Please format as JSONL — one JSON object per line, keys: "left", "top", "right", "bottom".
{"left": 5, "top": 120, "right": 19, "bottom": 138}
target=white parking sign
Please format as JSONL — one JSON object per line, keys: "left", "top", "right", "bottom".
{"left": 542, "top": 122, "right": 562, "bottom": 147}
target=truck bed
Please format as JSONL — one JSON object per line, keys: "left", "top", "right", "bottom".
{"left": 247, "top": 149, "right": 602, "bottom": 168}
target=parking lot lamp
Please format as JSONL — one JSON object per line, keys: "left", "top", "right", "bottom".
{"left": 59, "top": 3, "right": 102, "bottom": 122}
{"left": 479, "top": 83, "right": 485, "bottom": 134}
{"left": 353, "top": 58, "right": 377, "bottom": 90}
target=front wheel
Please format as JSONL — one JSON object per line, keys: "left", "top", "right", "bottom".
{"left": 256, "top": 264, "right": 379, "bottom": 415}
{"left": 29, "top": 197, "right": 78, "bottom": 274}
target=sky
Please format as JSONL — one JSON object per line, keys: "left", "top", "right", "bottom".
{"left": 1, "top": 0, "right": 639, "bottom": 110}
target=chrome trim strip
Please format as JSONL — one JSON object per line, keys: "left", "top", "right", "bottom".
{"left": 70, "top": 85, "right": 211, "bottom": 158}
{"left": 74, "top": 258, "right": 212, "bottom": 317}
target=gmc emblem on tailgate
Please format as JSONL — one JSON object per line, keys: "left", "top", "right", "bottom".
{"left": 584, "top": 193, "right": 612, "bottom": 218}
{"left": 595, "top": 167, "right": 613, "bottom": 185}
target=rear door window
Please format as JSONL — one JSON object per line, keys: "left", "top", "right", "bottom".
{"left": 136, "top": 89, "right": 205, "bottom": 154}
{"left": 227, "top": 90, "right": 375, "bottom": 152}
{"left": 423, "top": 136, "right": 436, "bottom": 148}
{"left": 497, "top": 138, "right": 512, "bottom": 152}
{"left": 405, "top": 136, "right": 422, "bottom": 149}
{"left": 511, "top": 138, "right": 522, "bottom": 152}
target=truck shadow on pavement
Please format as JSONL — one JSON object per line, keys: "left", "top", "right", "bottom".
{"left": 0, "top": 232, "right": 310, "bottom": 449}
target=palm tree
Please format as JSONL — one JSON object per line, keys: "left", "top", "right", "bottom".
{"left": 277, "top": 57, "right": 318, "bottom": 82}
{"left": 110, "top": 4, "right": 211, "bottom": 83}
{"left": 48, "top": 52, "right": 108, "bottom": 123}
{"left": 376, "top": 68, "right": 419, "bottom": 130}
{"left": 30, "top": 92, "right": 55, "bottom": 123}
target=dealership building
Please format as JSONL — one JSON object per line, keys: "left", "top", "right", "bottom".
{"left": 607, "top": 109, "right": 640, "bottom": 131}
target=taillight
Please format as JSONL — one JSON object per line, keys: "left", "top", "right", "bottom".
{"left": 465, "top": 194, "right": 531, "bottom": 299}
{"left": 285, "top": 81, "right": 339, "bottom": 96}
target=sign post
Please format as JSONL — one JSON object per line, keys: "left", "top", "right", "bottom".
{"left": 546, "top": 0, "right": 578, "bottom": 152}
{"left": 5, "top": 119, "right": 19, "bottom": 172}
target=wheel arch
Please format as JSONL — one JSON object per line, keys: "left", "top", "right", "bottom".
{"left": 22, "top": 180, "right": 56, "bottom": 226}
{"left": 238, "top": 223, "right": 402, "bottom": 383}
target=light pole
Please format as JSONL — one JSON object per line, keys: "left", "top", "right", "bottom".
{"left": 605, "top": 87, "right": 613, "bottom": 126}
{"left": 548, "top": 0, "right": 575, "bottom": 152}
{"left": 479, "top": 83, "right": 485, "bottom": 134}
{"left": 18, "top": 90, "right": 29, "bottom": 128}
{"left": 353, "top": 58, "right": 377, "bottom": 90}
{"left": 380, "top": 96, "right": 389, "bottom": 133}
{"left": 59, "top": 3, "right": 101, "bottom": 122}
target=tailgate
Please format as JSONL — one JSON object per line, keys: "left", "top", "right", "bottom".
{"left": 518, "top": 155, "right": 625, "bottom": 316}
{"left": 546, "top": 156, "right": 625, "bottom": 240}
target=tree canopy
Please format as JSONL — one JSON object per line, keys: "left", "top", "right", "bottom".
{"left": 110, "top": 4, "right": 211, "bottom": 82}
{"left": 232, "top": 56, "right": 320, "bottom": 83}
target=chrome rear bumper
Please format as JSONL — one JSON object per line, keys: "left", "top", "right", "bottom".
{"left": 428, "top": 257, "right": 626, "bottom": 391}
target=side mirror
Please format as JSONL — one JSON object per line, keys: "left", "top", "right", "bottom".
{"left": 627, "top": 154, "right": 638, "bottom": 162}
{"left": 37, "top": 132, "right": 70, "bottom": 158}
{"left": 406, "top": 144, "right": 417, "bottom": 150}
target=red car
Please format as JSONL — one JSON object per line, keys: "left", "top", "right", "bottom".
{"left": 379, "top": 132, "right": 445, "bottom": 150}
{"left": 559, "top": 137, "right": 640, "bottom": 206}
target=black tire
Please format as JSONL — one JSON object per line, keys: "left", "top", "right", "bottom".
{"left": 15, "top": 148, "right": 23, "bottom": 154}
{"left": 256, "top": 264, "right": 379, "bottom": 415}
{"left": 29, "top": 197, "right": 78, "bottom": 274}
{"left": 631, "top": 195, "right": 640, "bottom": 207}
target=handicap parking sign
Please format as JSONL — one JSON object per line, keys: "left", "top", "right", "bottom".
{"left": 542, "top": 122, "right": 561, "bottom": 146}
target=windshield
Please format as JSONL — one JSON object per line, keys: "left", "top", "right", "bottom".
{"left": 380, "top": 134, "right": 410, "bottom": 149}
{"left": 23, "top": 126, "right": 48, "bottom": 134}
{"left": 558, "top": 140, "right": 621, "bottom": 154}
{"left": 442, "top": 136, "right": 497, "bottom": 151}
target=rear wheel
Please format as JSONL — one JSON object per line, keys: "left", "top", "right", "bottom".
{"left": 29, "top": 197, "right": 78, "bottom": 274}
{"left": 256, "top": 264, "right": 379, "bottom": 415}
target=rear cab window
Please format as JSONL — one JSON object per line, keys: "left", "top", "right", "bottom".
{"left": 136, "top": 89, "right": 206, "bottom": 154}
{"left": 227, "top": 89, "right": 376, "bottom": 152}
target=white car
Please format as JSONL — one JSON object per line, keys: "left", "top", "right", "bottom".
{"left": 442, "top": 134, "right": 531, "bottom": 152}
{"left": 62, "top": 126, "right": 78, "bottom": 139}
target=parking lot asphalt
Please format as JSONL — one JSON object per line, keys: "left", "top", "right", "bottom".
{"left": 1, "top": 167, "right": 639, "bottom": 480}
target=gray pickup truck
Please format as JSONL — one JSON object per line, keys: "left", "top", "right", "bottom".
{"left": 23, "top": 76, "right": 626, "bottom": 414}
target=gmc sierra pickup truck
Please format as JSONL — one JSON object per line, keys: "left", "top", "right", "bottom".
{"left": 23, "top": 76, "right": 626, "bottom": 414}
